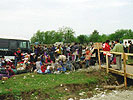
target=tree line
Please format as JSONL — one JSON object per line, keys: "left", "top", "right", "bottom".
{"left": 31, "top": 26, "right": 133, "bottom": 44}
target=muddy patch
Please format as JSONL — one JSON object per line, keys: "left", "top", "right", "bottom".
{"left": 86, "top": 69, "right": 117, "bottom": 86}
{"left": 55, "top": 83, "right": 94, "bottom": 100}
{"left": 0, "top": 89, "right": 52, "bottom": 100}
{"left": 55, "top": 83, "right": 90, "bottom": 92}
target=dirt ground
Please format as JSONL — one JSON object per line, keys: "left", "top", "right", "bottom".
{"left": 82, "top": 90, "right": 133, "bottom": 100}
{"left": 101, "top": 64, "right": 133, "bottom": 74}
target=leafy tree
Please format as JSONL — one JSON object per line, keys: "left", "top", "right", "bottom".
{"left": 58, "top": 26, "right": 75, "bottom": 43}
{"left": 53, "top": 32, "right": 64, "bottom": 42}
{"left": 31, "top": 30, "right": 44, "bottom": 44}
{"left": 31, "top": 34, "right": 37, "bottom": 43}
{"left": 89, "top": 30, "right": 101, "bottom": 42}
{"left": 30, "top": 28, "right": 133, "bottom": 44}
{"left": 108, "top": 29, "right": 133, "bottom": 41}
{"left": 77, "top": 35, "right": 88, "bottom": 44}
{"left": 121, "top": 29, "right": 133, "bottom": 40}
{"left": 100, "top": 34, "right": 108, "bottom": 42}
{"left": 43, "top": 31, "right": 56, "bottom": 44}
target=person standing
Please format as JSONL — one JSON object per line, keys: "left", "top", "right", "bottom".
{"left": 123, "top": 41, "right": 128, "bottom": 53}
{"left": 102, "top": 40, "right": 111, "bottom": 67}
{"left": 14, "top": 48, "right": 21, "bottom": 67}
{"left": 128, "top": 41, "right": 133, "bottom": 53}
{"left": 111, "top": 41, "right": 115, "bottom": 49}
{"left": 62, "top": 45, "right": 67, "bottom": 56}
{"left": 78, "top": 43, "right": 82, "bottom": 59}
{"left": 85, "top": 48, "right": 91, "bottom": 68}
{"left": 66, "top": 45, "right": 71, "bottom": 60}
{"left": 128, "top": 41, "right": 133, "bottom": 59}
{"left": 111, "top": 40, "right": 124, "bottom": 70}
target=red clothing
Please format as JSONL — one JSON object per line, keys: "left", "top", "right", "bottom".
{"left": 85, "top": 50, "right": 91, "bottom": 60}
{"left": 17, "top": 50, "right": 21, "bottom": 53}
{"left": 7, "top": 62, "right": 15, "bottom": 69}
{"left": 103, "top": 43, "right": 110, "bottom": 51}
{"left": 86, "top": 50, "right": 90, "bottom": 55}
{"left": 45, "top": 57, "right": 52, "bottom": 63}
{"left": 103, "top": 43, "right": 111, "bottom": 55}
{"left": 41, "top": 65, "right": 47, "bottom": 73}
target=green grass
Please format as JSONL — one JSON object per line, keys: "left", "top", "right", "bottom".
{"left": 0, "top": 71, "right": 98, "bottom": 96}
{"left": 0, "top": 70, "right": 115, "bottom": 100}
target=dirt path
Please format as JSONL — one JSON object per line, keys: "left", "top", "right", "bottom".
{"left": 102, "top": 65, "right": 133, "bottom": 74}
{"left": 80, "top": 65, "right": 133, "bottom": 100}
{"left": 82, "top": 90, "right": 133, "bottom": 100}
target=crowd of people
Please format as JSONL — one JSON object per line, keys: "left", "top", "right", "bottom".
{"left": 0, "top": 43, "right": 95, "bottom": 79}
{"left": 0, "top": 40, "right": 133, "bottom": 79}
{"left": 102, "top": 40, "right": 133, "bottom": 70}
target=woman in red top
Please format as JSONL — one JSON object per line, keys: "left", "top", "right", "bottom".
{"left": 102, "top": 40, "right": 111, "bottom": 68}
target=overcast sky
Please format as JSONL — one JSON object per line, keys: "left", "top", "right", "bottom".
{"left": 0, "top": 0, "right": 133, "bottom": 39}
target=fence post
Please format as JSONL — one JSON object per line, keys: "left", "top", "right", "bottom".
{"left": 123, "top": 53, "right": 127, "bottom": 88}
{"left": 106, "top": 52, "right": 109, "bottom": 73}
{"left": 97, "top": 43, "right": 101, "bottom": 69}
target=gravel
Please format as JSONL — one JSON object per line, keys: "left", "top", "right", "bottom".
{"left": 81, "top": 90, "right": 133, "bottom": 100}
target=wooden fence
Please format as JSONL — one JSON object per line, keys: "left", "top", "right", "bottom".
{"left": 98, "top": 50, "right": 133, "bottom": 88}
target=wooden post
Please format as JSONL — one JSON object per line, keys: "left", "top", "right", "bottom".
{"left": 97, "top": 43, "right": 101, "bottom": 69}
{"left": 123, "top": 53, "right": 127, "bottom": 88}
{"left": 106, "top": 52, "right": 109, "bottom": 73}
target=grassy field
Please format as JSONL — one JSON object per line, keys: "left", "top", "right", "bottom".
{"left": 0, "top": 69, "right": 115, "bottom": 100}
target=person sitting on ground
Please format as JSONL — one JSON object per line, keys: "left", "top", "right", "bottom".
{"left": 58, "top": 55, "right": 66, "bottom": 62}
{"left": 65, "top": 58, "right": 74, "bottom": 71}
{"left": 36, "top": 57, "right": 42, "bottom": 73}
{"left": 49, "top": 48, "right": 55, "bottom": 62}
{"left": 45, "top": 55, "right": 52, "bottom": 64}
{"left": 41, "top": 54, "right": 46, "bottom": 63}
{"left": 1, "top": 56, "right": 6, "bottom": 67}
{"left": 41, "top": 63, "right": 47, "bottom": 73}
{"left": 80, "top": 54, "right": 85, "bottom": 61}
{"left": 57, "top": 45, "right": 62, "bottom": 57}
